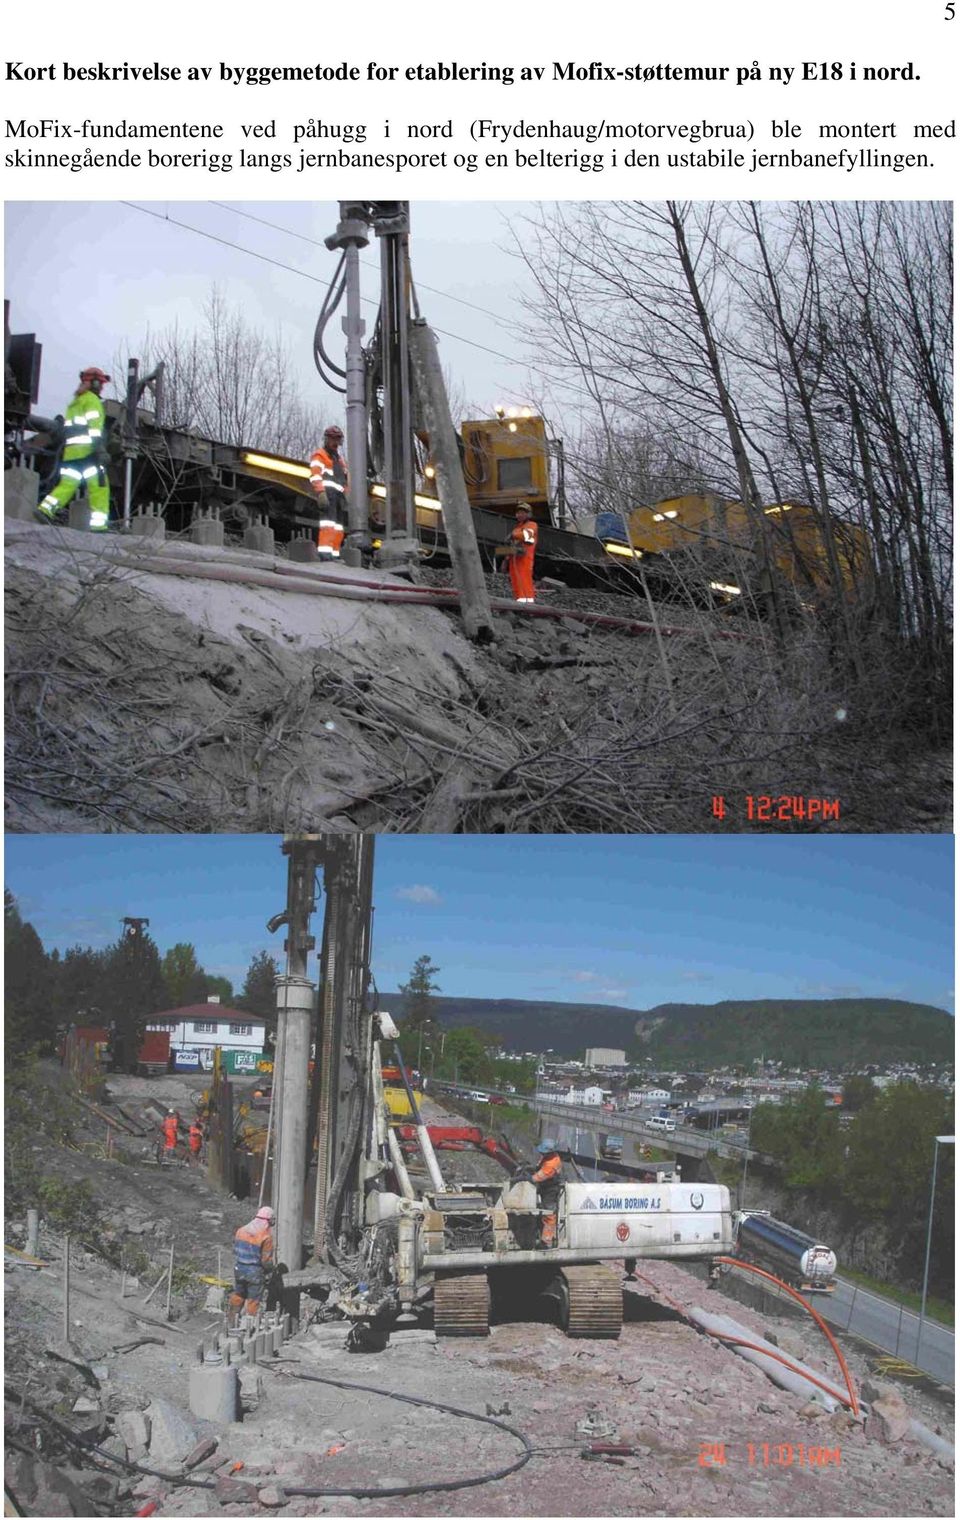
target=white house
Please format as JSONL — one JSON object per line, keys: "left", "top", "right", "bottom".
{"left": 148, "top": 996, "right": 268, "bottom": 1074}
{"left": 576, "top": 1085, "right": 605, "bottom": 1106}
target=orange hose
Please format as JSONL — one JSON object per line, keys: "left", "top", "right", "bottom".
{"left": 705, "top": 1332, "right": 854, "bottom": 1409}
{"left": 629, "top": 1261, "right": 859, "bottom": 1418}
{"left": 714, "top": 1256, "right": 859, "bottom": 1418}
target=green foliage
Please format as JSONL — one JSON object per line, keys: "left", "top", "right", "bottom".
{"left": 51, "top": 945, "right": 105, "bottom": 1030}
{"left": 99, "top": 926, "right": 167, "bottom": 1068}
{"left": 162, "top": 943, "right": 208, "bottom": 1008}
{"left": 842, "top": 1074, "right": 878, "bottom": 1112}
{"left": 398, "top": 955, "right": 441, "bottom": 1032}
{"left": 171, "top": 1257, "right": 205, "bottom": 1295}
{"left": 5, "top": 891, "right": 56, "bottom": 1054}
{"left": 492, "top": 1057, "right": 537, "bottom": 1094}
{"left": 841, "top": 1082, "right": 953, "bottom": 1222}
{"left": 36, "top": 1176, "right": 100, "bottom": 1245}
{"left": 120, "top": 1242, "right": 154, "bottom": 1280}
{"left": 781, "top": 1087, "right": 845, "bottom": 1190}
{"left": 4, "top": 1053, "right": 103, "bottom": 1250}
{"left": 752, "top": 1080, "right": 954, "bottom": 1296}
{"left": 395, "top": 956, "right": 442, "bottom": 1068}
{"left": 238, "top": 950, "right": 280, "bottom": 1026}
{"left": 432, "top": 1026, "right": 493, "bottom": 1086}
{"left": 6, "top": 894, "right": 236, "bottom": 1071}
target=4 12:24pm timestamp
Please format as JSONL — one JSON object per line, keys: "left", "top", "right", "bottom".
{"left": 712, "top": 795, "right": 841, "bottom": 824}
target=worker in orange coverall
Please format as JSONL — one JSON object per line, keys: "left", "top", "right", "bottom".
{"left": 188, "top": 1118, "right": 204, "bottom": 1165}
{"left": 506, "top": 502, "right": 538, "bottom": 603}
{"left": 309, "top": 424, "right": 348, "bottom": 559}
{"left": 161, "top": 1109, "right": 179, "bottom": 1158}
{"left": 532, "top": 1139, "right": 563, "bottom": 1247}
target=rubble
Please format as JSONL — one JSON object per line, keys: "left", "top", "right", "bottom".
{"left": 3, "top": 1453, "right": 92, "bottom": 1517}
{"left": 258, "top": 1484, "right": 289, "bottom": 1507}
{"left": 216, "top": 1475, "right": 260, "bottom": 1504}
{"left": 867, "top": 1390, "right": 912, "bottom": 1444}
{"left": 116, "top": 1407, "right": 151, "bottom": 1453}
{"left": 145, "top": 1395, "right": 206, "bottom": 1466}
{"left": 3, "top": 1061, "right": 954, "bottom": 1517}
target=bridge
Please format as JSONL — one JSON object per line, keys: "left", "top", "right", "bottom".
{"left": 532, "top": 1097, "right": 774, "bottom": 1172}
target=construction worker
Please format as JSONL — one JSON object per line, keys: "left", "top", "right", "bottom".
{"left": 161, "top": 1109, "right": 179, "bottom": 1161}
{"left": 309, "top": 424, "right": 348, "bottom": 560}
{"left": 188, "top": 1118, "right": 204, "bottom": 1166}
{"left": 228, "top": 1205, "right": 275, "bottom": 1326}
{"left": 532, "top": 1139, "right": 563, "bottom": 1248}
{"left": 37, "top": 367, "right": 112, "bottom": 529}
{"left": 506, "top": 502, "right": 538, "bottom": 603}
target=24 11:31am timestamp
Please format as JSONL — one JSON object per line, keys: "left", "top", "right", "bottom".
{"left": 712, "top": 795, "right": 841, "bottom": 823}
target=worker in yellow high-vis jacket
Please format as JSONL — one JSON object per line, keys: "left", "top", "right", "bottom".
{"left": 37, "top": 366, "right": 112, "bottom": 530}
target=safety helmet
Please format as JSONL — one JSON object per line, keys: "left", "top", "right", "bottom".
{"left": 515, "top": 501, "right": 532, "bottom": 514}
{"left": 256, "top": 1205, "right": 276, "bottom": 1223}
{"left": 324, "top": 425, "right": 344, "bottom": 442}
{"left": 536, "top": 1139, "right": 558, "bottom": 1154}
{"left": 79, "top": 366, "right": 111, "bottom": 385}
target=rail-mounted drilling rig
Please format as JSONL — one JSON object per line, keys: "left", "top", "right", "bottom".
{"left": 267, "top": 835, "right": 734, "bottom": 1341}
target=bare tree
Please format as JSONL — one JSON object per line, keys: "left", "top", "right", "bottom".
{"left": 512, "top": 200, "right": 952, "bottom": 739}
{"left": 115, "top": 286, "right": 325, "bottom": 460}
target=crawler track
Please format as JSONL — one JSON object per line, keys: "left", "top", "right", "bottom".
{"left": 559, "top": 1264, "right": 623, "bottom": 1339}
{"left": 433, "top": 1270, "right": 491, "bottom": 1337}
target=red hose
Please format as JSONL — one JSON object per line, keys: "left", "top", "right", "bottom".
{"left": 118, "top": 553, "right": 755, "bottom": 642}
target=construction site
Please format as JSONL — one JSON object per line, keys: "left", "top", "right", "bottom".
{"left": 3, "top": 835, "right": 955, "bottom": 1517}
{"left": 4, "top": 200, "right": 952, "bottom": 834}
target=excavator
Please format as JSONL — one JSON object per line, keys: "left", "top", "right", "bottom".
{"left": 267, "top": 834, "right": 734, "bottom": 1341}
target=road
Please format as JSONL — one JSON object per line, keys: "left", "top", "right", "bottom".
{"left": 552, "top": 1111, "right": 954, "bottom": 1385}
{"left": 826, "top": 1276, "right": 955, "bottom": 1386}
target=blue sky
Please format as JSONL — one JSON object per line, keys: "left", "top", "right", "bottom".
{"left": 4, "top": 835, "right": 953, "bottom": 1014}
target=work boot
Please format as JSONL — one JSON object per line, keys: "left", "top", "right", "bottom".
{"left": 33, "top": 504, "right": 66, "bottom": 525}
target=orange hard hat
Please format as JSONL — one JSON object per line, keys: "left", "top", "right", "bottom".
{"left": 79, "top": 366, "right": 111, "bottom": 385}
{"left": 324, "top": 424, "right": 344, "bottom": 441}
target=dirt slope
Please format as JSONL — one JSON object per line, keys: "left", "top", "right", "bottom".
{"left": 7, "top": 520, "right": 947, "bottom": 832}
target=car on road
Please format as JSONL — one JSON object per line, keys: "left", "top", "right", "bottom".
{"left": 468, "top": 1091, "right": 490, "bottom": 1103}
{"left": 647, "top": 1115, "right": 677, "bottom": 1133}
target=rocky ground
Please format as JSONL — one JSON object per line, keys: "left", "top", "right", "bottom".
{"left": 4, "top": 1066, "right": 954, "bottom": 1517}
{"left": 6, "top": 520, "right": 949, "bottom": 833}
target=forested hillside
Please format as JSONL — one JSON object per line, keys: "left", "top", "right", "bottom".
{"left": 378, "top": 993, "right": 953, "bottom": 1067}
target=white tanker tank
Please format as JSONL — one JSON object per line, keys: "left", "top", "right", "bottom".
{"left": 735, "top": 1210, "right": 837, "bottom": 1292}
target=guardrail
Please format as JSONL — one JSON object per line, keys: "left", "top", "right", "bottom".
{"left": 533, "top": 1097, "right": 773, "bottom": 1165}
